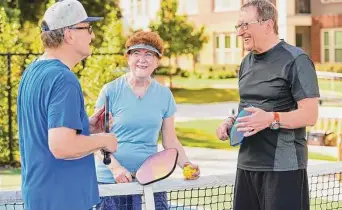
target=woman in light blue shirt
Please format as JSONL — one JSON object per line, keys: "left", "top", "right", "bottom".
{"left": 94, "top": 31, "right": 200, "bottom": 210}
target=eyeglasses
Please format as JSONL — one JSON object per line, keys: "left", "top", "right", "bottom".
{"left": 235, "top": 20, "right": 266, "bottom": 31}
{"left": 130, "top": 50, "right": 156, "bottom": 61}
{"left": 68, "top": 26, "right": 93, "bottom": 34}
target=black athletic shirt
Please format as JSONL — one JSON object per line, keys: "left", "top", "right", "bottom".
{"left": 237, "top": 40, "right": 320, "bottom": 171}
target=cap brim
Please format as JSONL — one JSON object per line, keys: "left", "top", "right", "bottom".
{"left": 126, "top": 44, "right": 162, "bottom": 57}
{"left": 82, "top": 17, "right": 104, "bottom": 22}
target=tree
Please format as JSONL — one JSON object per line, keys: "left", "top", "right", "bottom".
{"left": 0, "top": 0, "right": 127, "bottom": 166}
{"left": 78, "top": 1, "right": 126, "bottom": 115}
{"left": 149, "top": 0, "right": 208, "bottom": 87}
{"left": 0, "top": 5, "right": 25, "bottom": 166}
{"left": 3, "top": 0, "right": 123, "bottom": 50}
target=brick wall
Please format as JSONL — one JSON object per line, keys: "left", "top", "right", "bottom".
{"left": 311, "top": 15, "right": 342, "bottom": 63}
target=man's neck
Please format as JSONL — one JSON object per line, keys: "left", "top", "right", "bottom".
{"left": 254, "top": 36, "right": 281, "bottom": 54}
{"left": 42, "top": 47, "right": 81, "bottom": 69}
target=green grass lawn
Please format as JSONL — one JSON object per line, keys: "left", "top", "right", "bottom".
{"left": 172, "top": 77, "right": 342, "bottom": 93}
{"left": 172, "top": 77, "right": 238, "bottom": 88}
{"left": 172, "top": 88, "right": 239, "bottom": 104}
{"left": 175, "top": 119, "right": 235, "bottom": 150}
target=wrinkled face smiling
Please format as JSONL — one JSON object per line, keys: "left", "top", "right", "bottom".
{"left": 236, "top": 6, "right": 268, "bottom": 53}
{"left": 127, "top": 49, "right": 159, "bottom": 79}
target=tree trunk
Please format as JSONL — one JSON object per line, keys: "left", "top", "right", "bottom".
{"left": 168, "top": 56, "right": 173, "bottom": 88}
{"left": 192, "top": 53, "right": 198, "bottom": 74}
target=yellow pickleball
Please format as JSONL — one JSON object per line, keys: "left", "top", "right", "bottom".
{"left": 183, "top": 165, "right": 197, "bottom": 179}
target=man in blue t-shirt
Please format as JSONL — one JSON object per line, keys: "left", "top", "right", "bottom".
{"left": 17, "top": 1, "right": 117, "bottom": 209}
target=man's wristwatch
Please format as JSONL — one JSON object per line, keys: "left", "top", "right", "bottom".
{"left": 270, "top": 112, "right": 280, "bottom": 130}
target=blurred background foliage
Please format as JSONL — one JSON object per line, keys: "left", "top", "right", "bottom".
{"left": 0, "top": 0, "right": 210, "bottom": 166}
{"left": 0, "top": 0, "right": 341, "bottom": 167}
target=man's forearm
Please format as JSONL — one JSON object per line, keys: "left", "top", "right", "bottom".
{"left": 49, "top": 134, "right": 104, "bottom": 160}
{"left": 278, "top": 108, "right": 318, "bottom": 129}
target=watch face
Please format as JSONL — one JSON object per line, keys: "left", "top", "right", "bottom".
{"left": 272, "top": 122, "right": 280, "bottom": 130}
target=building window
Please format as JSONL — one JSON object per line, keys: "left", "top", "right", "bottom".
{"left": 335, "top": 31, "right": 342, "bottom": 62}
{"left": 324, "top": 32, "right": 330, "bottom": 62}
{"left": 296, "top": 33, "right": 303, "bottom": 48}
{"left": 215, "top": 33, "right": 242, "bottom": 64}
{"left": 214, "top": 0, "right": 240, "bottom": 12}
{"left": 296, "top": 0, "right": 310, "bottom": 14}
{"left": 178, "top": 0, "right": 198, "bottom": 15}
{"left": 322, "top": 29, "right": 342, "bottom": 63}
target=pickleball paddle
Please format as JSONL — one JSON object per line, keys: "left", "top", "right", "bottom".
{"left": 131, "top": 148, "right": 178, "bottom": 185}
{"left": 102, "top": 95, "right": 111, "bottom": 165}
{"left": 229, "top": 109, "right": 252, "bottom": 146}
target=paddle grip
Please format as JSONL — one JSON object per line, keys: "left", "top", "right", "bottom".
{"left": 103, "top": 96, "right": 111, "bottom": 165}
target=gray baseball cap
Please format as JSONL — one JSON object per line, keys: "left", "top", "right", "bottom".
{"left": 42, "top": 0, "right": 103, "bottom": 31}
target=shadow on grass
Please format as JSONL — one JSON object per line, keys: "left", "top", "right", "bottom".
{"left": 171, "top": 88, "right": 239, "bottom": 104}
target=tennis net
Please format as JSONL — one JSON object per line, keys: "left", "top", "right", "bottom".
{"left": 0, "top": 161, "right": 341, "bottom": 210}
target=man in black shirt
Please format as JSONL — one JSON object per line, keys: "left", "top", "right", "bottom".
{"left": 216, "top": 1, "right": 320, "bottom": 210}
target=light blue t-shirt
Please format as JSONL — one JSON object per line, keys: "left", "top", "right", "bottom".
{"left": 17, "top": 59, "right": 100, "bottom": 210}
{"left": 94, "top": 75, "right": 176, "bottom": 183}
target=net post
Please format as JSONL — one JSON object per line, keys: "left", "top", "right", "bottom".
{"left": 142, "top": 185, "right": 155, "bottom": 210}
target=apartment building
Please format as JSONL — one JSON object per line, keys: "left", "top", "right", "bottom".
{"left": 119, "top": 0, "right": 342, "bottom": 67}
{"left": 311, "top": 0, "right": 342, "bottom": 63}
{"left": 120, "top": 0, "right": 161, "bottom": 31}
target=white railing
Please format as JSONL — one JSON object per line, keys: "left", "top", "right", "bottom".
{"left": 316, "top": 71, "right": 342, "bottom": 80}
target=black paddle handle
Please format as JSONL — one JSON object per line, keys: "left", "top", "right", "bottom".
{"left": 103, "top": 96, "right": 111, "bottom": 165}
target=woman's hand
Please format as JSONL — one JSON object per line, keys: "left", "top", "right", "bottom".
{"left": 112, "top": 166, "right": 133, "bottom": 183}
{"left": 183, "top": 162, "right": 200, "bottom": 180}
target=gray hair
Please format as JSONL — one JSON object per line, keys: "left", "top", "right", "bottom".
{"left": 40, "top": 20, "right": 65, "bottom": 48}
{"left": 242, "top": 0, "right": 278, "bottom": 35}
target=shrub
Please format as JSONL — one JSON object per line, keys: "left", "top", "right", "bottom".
{"left": 314, "top": 63, "right": 342, "bottom": 73}
{"left": 194, "top": 64, "right": 239, "bottom": 79}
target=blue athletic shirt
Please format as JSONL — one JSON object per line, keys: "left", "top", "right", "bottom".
{"left": 94, "top": 75, "right": 176, "bottom": 183}
{"left": 17, "top": 59, "right": 99, "bottom": 210}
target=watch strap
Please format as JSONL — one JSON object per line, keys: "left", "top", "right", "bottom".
{"left": 273, "top": 112, "right": 280, "bottom": 122}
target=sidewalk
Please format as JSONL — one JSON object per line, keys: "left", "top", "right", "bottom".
{"left": 174, "top": 102, "right": 238, "bottom": 122}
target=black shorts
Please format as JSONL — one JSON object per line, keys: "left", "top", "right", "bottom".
{"left": 233, "top": 168, "right": 309, "bottom": 210}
